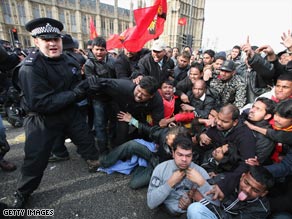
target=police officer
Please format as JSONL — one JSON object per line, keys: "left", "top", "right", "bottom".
{"left": 13, "top": 18, "right": 100, "bottom": 208}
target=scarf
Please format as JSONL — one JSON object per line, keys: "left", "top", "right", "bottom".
{"left": 270, "top": 121, "right": 292, "bottom": 163}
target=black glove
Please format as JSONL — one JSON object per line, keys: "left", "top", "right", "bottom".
{"left": 72, "top": 80, "right": 88, "bottom": 102}
{"left": 88, "top": 75, "right": 101, "bottom": 91}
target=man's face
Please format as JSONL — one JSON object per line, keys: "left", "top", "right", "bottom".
{"left": 177, "top": 56, "right": 190, "bottom": 68}
{"left": 165, "top": 48, "right": 173, "bottom": 58}
{"left": 203, "top": 53, "right": 213, "bottom": 65}
{"left": 92, "top": 45, "right": 107, "bottom": 61}
{"left": 160, "top": 83, "right": 174, "bottom": 101}
{"left": 124, "top": 48, "right": 137, "bottom": 59}
{"left": 192, "top": 81, "right": 206, "bottom": 99}
{"left": 219, "top": 70, "right": 234, "bottom": 81}
{"left": 231, "top": 48, "right": 240, "bottom": 59}
{"left": 239, "top": 172, "right": 267, "bottom": 201}
{"left": 173, "top": 147, "right": 193, "bottom": 170}
{"left": 216, "top": 111, "right": 237, "bottom": 131}
{"left": 212, "top": 144, "right": 228, "bottom": 162}
{"left": 34, "top": 37, "right": 62, "bottom": 58}
{"left": 213, "top": 58, "right": 224, "bottom": 70}
{"left": 189, "top": 67, "right": 202, "bottom": 83}
{"left": 248, "top": 101, "right": 269, "bottom": 122}
{"left": 275, "top": 80, "right": 292, "bottom": 101}
{"left": 151, "top": 50, "right": 165, "bottom": 62}
{"left": 133, "top": 85, "right": 153, "bottom": 103}
{"left": 173, "top": 48, "right": 179, "bottom": 57}
{"left": 273, "top": 113, "right": 292, "bottom": 129}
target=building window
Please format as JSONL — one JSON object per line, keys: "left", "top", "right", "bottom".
{"left": 82, "top": 15, "right": 87, "bottom": 34}
{"left": 70, "top": 13, "right": 76, "bottom": 32}
{"left": 101, "top": 17, "right": 106, "bottom": 36}
{"left": 109, "top": 19, "right": 114, "bottom": 34}
{"left": 46, "top": 8, "right": 52, "bottom": 18}
{"left": 59, "top": 10, "right": 66, "bottom": 31}
{"left": 2, "top": 0, "right": 12, "bottom": 24}
{"left": 32, "top": 4, "right": 40, "bottom": 18}
{"left": 17, "top": 3, "right": 26, "bottom": 25}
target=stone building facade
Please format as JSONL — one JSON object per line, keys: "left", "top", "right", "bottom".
{"left": 0, "top": 0, "right": 205, "bottom": 51}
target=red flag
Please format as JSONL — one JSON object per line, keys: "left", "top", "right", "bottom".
{"left": 178, "top": 17, "right": 187, "bottom": 26}
{"left": 106, "top": 34, "right": 123, "bottom": 50}
{"left": 123, "top": 0, "right": 167, "bottom": 52}
{"left": 89, "top": 17, "right": 98, "bottom": 40}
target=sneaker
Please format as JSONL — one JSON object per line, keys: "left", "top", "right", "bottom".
{"left": 48, "top": 154, "right": 70, "bottom": 162}
{"left": 86, "top": 160, "right": 100, "bottom": 172}
{"left": 12, "top": 191, "right": 28, "bottom": 209}
{"left": 0, "top": 159, "right": 17, "bottom": 171}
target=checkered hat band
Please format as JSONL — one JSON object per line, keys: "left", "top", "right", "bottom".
{"left": 31, "top": 23, "right": 61, "bottom": 36}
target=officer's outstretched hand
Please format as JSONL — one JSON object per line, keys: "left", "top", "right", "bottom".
{"left": 88, "top": 75, "right": 100, "bottom": 91}
{"left": 73, "top": 80, "right": 88, "bottom": 102}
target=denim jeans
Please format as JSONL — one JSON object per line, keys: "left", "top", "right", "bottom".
{"left": 92, "top": 99, "right": 116, "bottom": 151}
{"left": 187, "top": 202, "right": 218, "bottom": 219}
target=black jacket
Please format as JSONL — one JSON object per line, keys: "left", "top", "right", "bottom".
{"left": 186, "top": 90, "right": 216, "bottom": 119}
{"left": 92, "top": 78, "right": 164, "bottom": 125}
{"left": 205, "top": 121, "right": 256, "bottom": 196}
{"left": 137, "top": 124, "right": 172, "bottom": 163}
{"left": 18, "top": 51, "right": 81, "bottom": 114}
{"left": 137, "top": 53, "right": 174, "bottom": 86}
{"left": 115, "top": 48, "right": 150, "bottom": 79}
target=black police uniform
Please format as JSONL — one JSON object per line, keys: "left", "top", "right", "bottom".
{"left": 14, "top": 18, "right": 99, "bottom": 205}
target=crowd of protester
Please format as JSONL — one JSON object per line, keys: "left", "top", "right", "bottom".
{"left": 1, "top": 17, "right": 292, "bottom": 219}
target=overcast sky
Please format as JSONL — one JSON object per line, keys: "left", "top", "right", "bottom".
{"left": 203, "top": 0, "right": 292, "bottom": 53}
{"left": 101, "top": 0, "right": 292, "bottom": 53}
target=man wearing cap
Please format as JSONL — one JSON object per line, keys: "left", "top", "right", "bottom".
{"left": 12, "top": 17, "right": 100, "bottom": 208}
{"left": 210, "top": 60, "right": 247, "bottom": 109}
{"left": 133, "top": 39, "right": 174, "bottom": 86}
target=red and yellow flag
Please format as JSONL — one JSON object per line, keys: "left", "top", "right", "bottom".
{"left": 123, "top": 0, "right": 167, "bottom": 52}
{"left": 89, "top": 17, "right": 98, "bottom": 40}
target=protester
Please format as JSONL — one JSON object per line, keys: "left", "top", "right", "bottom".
{"left": 147, "top": 135, "right": 219, "bottom": 216}
{"left": 187, "top": 166, "right": 274, "bottom": 219}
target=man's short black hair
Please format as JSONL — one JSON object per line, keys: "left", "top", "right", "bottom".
{"left": 220, "top": 104, "right": 239, "bottom": 120}
{"left": 277, "top": 73, "right": 292, "bottom": 82}
{"left": 139, "top": 76, "right": 159, "bottom": 96}
{"left": 91, "top": 37, "right": 106, "bottom": 48}
{"left": 172, "top": 135, "right": 193, "bottom": 152}
{"left": 275, "top": 99, "right": 292, "bottom": 118}
{"left": 256, "top": 97, "right": 275, "bottom": 116}
{"left": 203, "top": 49, "right": 215, "bottom": 58}
{"left": 249, "top": 166, "right": 275, "bottom": 190}
{"left": 190, "top": 62, "right": 204, "bottom": 72}
{"left": 161, "top": 79, "right": 174, "bottom": 87}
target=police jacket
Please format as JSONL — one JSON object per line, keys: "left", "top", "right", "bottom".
{"left": 18, "top": 50, "right": 81, "bottom": 114}
{"left": 205, "top": 121, "right": 256, "bottom": 196}
{"left": 92, "top": 78, "right": 164, "bottom": 125}
{"left": 137, "top": 53, "right": 174, "bottom": 86}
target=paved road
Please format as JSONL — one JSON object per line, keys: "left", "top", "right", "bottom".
{"left": 0, "top": 121, "right": 184, "bottom": 219}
